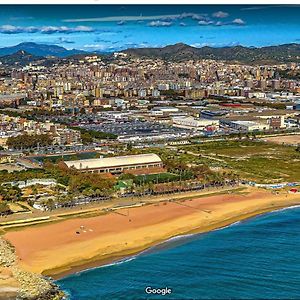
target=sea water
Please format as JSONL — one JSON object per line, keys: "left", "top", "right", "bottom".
{"left": 57, "top": 206, "right": 300, "bottom": 299}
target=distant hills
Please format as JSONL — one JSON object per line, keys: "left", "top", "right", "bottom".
{"left": 0, "top": 42, "right": 86, "bottom": 58}
{"left": 1, "top": 42, "right": 300, "bottom": 65}
{"left": 122, "top": 43, "right": 300, "bottom": 63}
{"left": 0, "top": 50, "right": 45, "bottom": 66}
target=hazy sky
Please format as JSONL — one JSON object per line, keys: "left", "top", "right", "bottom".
{"left": 0, "top": 5, "right": 300, "bottom": 51}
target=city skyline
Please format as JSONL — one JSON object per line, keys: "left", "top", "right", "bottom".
{"left": 0, "top": 4, "right": 300, "bottom": 52}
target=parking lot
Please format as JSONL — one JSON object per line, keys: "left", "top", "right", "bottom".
{"left": 80, "top": 119, "right": 191, "bottom": 141}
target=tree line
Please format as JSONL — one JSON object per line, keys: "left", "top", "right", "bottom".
{"left": 6, "top": 133, "right": 53, "bottom": 149}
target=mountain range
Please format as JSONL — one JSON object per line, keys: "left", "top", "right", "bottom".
{"left": 122, "top": 43, "right": 300, "bottom": 63}
{"left": 1, "top": 42, "right": 300, "bottom": 65}
{"left": 0, "top": 42, "right": 86, "bottom": 58}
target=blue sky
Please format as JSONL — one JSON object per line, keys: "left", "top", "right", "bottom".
{"left": 0, "top": 5, "right": 300, "bottom": 51}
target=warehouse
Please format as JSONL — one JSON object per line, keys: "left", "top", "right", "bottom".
{"left": 172, "top": 116, "right": 219, "bottom": 130}
{"left": 227, "top": 120, "right": 269, "bottom": 132}
{"left": 64, "top": 153, "right": 163, "bottom": 174}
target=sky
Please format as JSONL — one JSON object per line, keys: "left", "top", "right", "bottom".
{"left": 0, "top": 5, "right": 300, "bottom": 51}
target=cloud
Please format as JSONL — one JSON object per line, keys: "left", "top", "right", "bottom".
{"left": 179, "top": 13, "right": 207, "bottom": 21}
{"left": 240, "top": 5, "right": 283, "bottom": 11}
{"left": 212, "top": 11, "right": 229, "bottom": 18}
{"left": 232, "top": 18, "right": 246, "bottom": 25}
{"left": 57, "top": 37, "right": 75, "bottom": 44}
{"left": 215, "top": 21, "right": 223, "bottom": 26}
{"left": 96, "top": 31, "right": 121, "bottom": 37}
{"left": 82, "top": 43, "right": 126, "bottom": 52}
{"left": 124, "top": 42, "right": 149, "bottom": 48}
{"left": 191, "top": 43, "right": 210, "bottom": 48}
{"left": 148, "top": 20, "right": 172, "bottom": 27}
{"left": 63, "top": 14, "right": 181, "bottom": 23}
{"left": 83, "top": 44, "right": 108, "bottom": 50}
{"left": 191, "top": 41, "right": 241, "bottom": 48}
{"left": 0, "top": 25, "right": 94, "bottom": 34}
{"left": 62, "top": 12, "right": 208, "bottom": 24}
{"left": 40, "top": 25, "right": 94, "bottom": 34}
{"left": 9, "top": 16, "right": 34, "bottom": 21}
{"left": 94, "top": 38, "right": 111, "bottom": 43}
{"left": 198, "top": 20, "right": 214, "bottom": 26}
{"left": 198, "top": 18, "right": 246, "bottom": 26}
{"left": 59, "top": 12, "right": 244, "bottom": 29}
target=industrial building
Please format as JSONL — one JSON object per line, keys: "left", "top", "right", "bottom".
{"left": 64, "top": 153, "right": 163, "bottom": 174}
{"left": 172, "top": 116, "right": 219, "bottom": 131}
{"left": 226, "top": 120, "right": 270, "bottom": 132}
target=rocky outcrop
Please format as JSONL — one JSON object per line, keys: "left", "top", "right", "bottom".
{"left": 0, "top": 237, "right": 64, "bottom": 300}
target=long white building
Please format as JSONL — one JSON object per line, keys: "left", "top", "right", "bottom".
{"left": 64, "top": 153, "right": 163, "bottom": 174}
{"left": 172, "top": 116, "right": 219, "bottom": 130}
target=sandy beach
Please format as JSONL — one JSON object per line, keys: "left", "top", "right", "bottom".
{"left": 4, "top": 187, "right": 300, "bottom": 279}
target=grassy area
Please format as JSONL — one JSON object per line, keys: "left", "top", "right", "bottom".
{"left": 177, "top": 140, "right": 300, "bottom": 183}
{"left": 134, "top": 172, "right": 180, "bottom": 184}
{"left": 33, "top": 151, "right": 99, "bottom": 163}
{"left": 127, "top": 140, "right": 299, "bottom": 184}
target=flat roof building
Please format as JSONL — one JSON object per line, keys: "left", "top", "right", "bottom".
{"left": 64, "top": 153, "right": 163, "bottom": 174}
{"left": 172, "top": 116, "right": 219, "bottom": 130}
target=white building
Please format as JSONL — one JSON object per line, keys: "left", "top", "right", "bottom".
{"left": 64, "top": 153, "right": 163, "bottom": 174}
{"left": 172, "top": 116, "right": 219, "bottom": 130}
{"left": 229, "top": 120, "right": 269, "bottom": 132}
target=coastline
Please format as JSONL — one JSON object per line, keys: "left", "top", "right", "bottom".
{"left": 3, "top": 187, "right": 300, "bottom": 282}
{"left": 51, "top": 201, "right": 300, "bottom": 280}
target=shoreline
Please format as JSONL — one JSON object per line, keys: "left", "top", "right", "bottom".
{"left": 50, "top": 200, "right": 300, "bottom": 280}
{"left": 3, "top": 187, "right": 300, "bottom": 283}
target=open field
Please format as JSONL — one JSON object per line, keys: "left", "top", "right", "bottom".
{"left": 171, "top": 140, "right": 300, "bottom": 183}
{"left": 135, "top": 172, "right": 180, "bottom": 184}
{"left": 125, "top": 139, "right": 300, "bottom": 183}
{"left": 262, "top": 134, "right": 300, "bottom": 145}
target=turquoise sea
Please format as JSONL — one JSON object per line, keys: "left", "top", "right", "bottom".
{"left": 57, "top": 206, "right": 300, "bottom": 299}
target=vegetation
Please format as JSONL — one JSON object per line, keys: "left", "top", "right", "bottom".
{"left": 134, "top": 172, "right": 181, "bottom": 185}
{"left": 34, "top": 151, "right": 100, "bottom": 163}
{"left": 252, "top": 102, "right": 286, "bottom": 110}
{"left": 69, "top": 126, "right": 117, "bottom": 142}
{"left": 0, "top": 161, "right": 116, "bottom": 204}
{"left": 6, "top": 133, "right": 53, "bottom": 149}
{"left": 278, "top": 69, "right": 300, "bottom": 80}
{"left": 0, "top": 201, "right": 11, "bottom": 215}
{"left": 68, "top": 172, "right": 116, "bottom": 196}
{"left": 1, "top": 137, "right": 298, "bottom": 214}
{"left": 178, "top": 140, "right": 300, "bottom": 183}
{"left": 0, "top": 185, "right": 22, "bottom": 202}
{"left": 124, "top": 43, "right": 300, "bottom": 63}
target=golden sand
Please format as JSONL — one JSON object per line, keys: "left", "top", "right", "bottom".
{"left": 4, "top": 187, "right": 300, "bottom": 278}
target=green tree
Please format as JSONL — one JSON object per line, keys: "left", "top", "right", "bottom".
{"left": 0, "top": 202, "right": 11, "bottom": 215}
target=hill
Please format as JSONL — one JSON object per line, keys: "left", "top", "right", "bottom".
{"left": 1, "top": 42, "right": 300, "bottom": 64}
{"left": 0, "top": 42, "right": 86, "bottom": 58}
{"left": 0, "top": 50, "right": 46, "bottom": 66}
{"left": 122, "top": 43, "right": 300, "bottom": 63}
